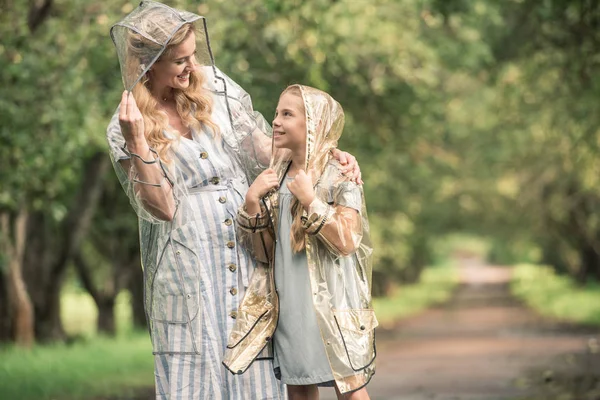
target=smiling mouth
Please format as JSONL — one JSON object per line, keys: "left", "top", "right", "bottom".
{"left": 177, "top": 74, "right": 190, "bottom": 80}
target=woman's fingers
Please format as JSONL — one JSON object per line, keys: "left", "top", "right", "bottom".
{"left": 127, "top": 92, "right": 137, "bottom": 118}
{"left": 119, "top": 91, "right": 128, "bottom": 119}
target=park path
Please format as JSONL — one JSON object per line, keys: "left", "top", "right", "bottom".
{"left": 321, "top": 258, "right": 599, "bottom": 400}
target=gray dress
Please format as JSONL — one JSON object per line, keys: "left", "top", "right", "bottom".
{"left": 272, "top": 177, "right": 335, "bottom": 386}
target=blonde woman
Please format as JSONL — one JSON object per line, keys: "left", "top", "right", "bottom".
{"left": 106, "top": 2, "right": 361, "bottom": 399}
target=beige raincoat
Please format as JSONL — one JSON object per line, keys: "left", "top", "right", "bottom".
{"left": 223, "top": 85, "right": 377, "bottom": 394}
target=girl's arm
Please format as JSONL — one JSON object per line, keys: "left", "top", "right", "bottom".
{"left": 288, "top": 170, "right": 363, "bottom": 257}
{"left": 302, "top": 199, "right": 362, "bottom": 257}
{"left": 237, "top": 169, "right": 279, "bottom": 263}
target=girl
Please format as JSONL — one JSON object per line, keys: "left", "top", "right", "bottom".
{"left": 223, "top": 85, "right": 377, "bottom": 400}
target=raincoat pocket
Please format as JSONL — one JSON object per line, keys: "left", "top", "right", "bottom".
{"left": 226, "top": 297, "right": 273, "bottom": 349}
{"left": 333, "top": 309, "right": 378, "bottom": 371}
{"left": 152, "top": 222, "right": 203, "bottom": 324}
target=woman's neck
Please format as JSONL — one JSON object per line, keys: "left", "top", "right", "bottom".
{"left": 151, "top": 84, "right": 173, "bottom": 103}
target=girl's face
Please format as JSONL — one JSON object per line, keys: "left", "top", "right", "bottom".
{"left": 150, "top": 31, "right": 197, "bottom": 91}
{"left": 272, "top": 92, "right": 306, "bottom": 151}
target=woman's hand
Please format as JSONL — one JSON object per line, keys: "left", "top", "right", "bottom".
{"left": 246, "top": 168, "right": 279, "bottom": 202}
{"left": 287, "top": 169, "right": 316, "bottom": 209}
{"left": 332, "top": 148, "right": 363, "bottom": 185}
{"left": 118, "top": 91, "right": 147, "bottom": 151}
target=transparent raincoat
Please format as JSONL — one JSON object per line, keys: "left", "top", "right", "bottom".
{"left": 224, "top": 85, "right": 377, "bottom": 393}
{"left": 106, "top": 1, "right": 272, "bottom": 357}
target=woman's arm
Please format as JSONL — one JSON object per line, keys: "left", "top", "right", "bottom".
{"left": 113, "top": 91, "right": 176, "bottom": 221}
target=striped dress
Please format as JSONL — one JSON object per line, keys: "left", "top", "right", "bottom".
{"left": 107, "top": 113, "right": 286, "bottom": 400}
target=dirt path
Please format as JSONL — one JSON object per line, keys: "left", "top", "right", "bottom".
{"left": 320, "top": 260, "right": 598, "bottom": 400}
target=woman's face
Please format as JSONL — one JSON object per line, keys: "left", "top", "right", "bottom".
{"left": 149, "top": 31, "right": 197, "bottom": 91}
{"left": 272, "top": 92, "right": 307, "bottom": 151}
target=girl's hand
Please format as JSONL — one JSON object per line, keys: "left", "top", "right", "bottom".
{"left": 287, "top": 169, "right": 316, "bottom": 209}
{"left": 246, "top": 168, "right": 279, "bottom": 202}
{"left": 118, "top": 91, "right": 147, "bottom": 150}
{"left": 332, "top": 148, "right": 363, "bottom": 185}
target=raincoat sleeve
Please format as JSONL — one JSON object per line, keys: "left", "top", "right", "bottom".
{"left": 236, "top": 204, "right": 274, "bottom": 264}
{"left": 302, "top": 178, "right": 363, "bottom": 257}
{"left": 106, "top": 108, "right": 178, "bottom": 223}
{"left": 213, "top": 67, "right": 272, "bottom": 182}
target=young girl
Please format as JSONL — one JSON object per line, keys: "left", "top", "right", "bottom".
{"left": 223, "top": 85, "right": 377, "bottom": 399}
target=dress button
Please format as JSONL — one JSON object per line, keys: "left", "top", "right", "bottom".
{"left": 218, "top": 196, "right": 227, "bottom": 203}
{"left": 210, "top": 177, "right": 220, "bottom": 185}
{"left": 229, "top": 310, "right": 237, "bottom": 319}
{"left": 228, "top": 264, "right": 237, "bottom": 272}
{"left": 227, "top": 241, "right": 235, "bottom": 249}
{"left": 200, "top": 151, "right": 208, "bottom": 159}
{"left": 224, "top": 218, "right": 233, "bottom": 226}
{"left": 230, "top": 287, "right": 238, "bottom": 296}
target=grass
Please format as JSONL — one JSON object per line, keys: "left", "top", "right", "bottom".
{"left": 0, "top": 290, "right": 154, "bottom": 400}
{"left": 373, "top": 263, "right": 459, "bottom": 327}
{"left": 0, "top": 333, "right": 154, "bottom": 400}
{"left": 511, "top": 263, "right": 600, "bottom": 326}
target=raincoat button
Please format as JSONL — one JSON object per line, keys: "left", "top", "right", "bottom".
{"left": 224, "top": 218, "right": 233, "bottom": 226}
{"left": 228, "top": 264, "right": 237, "bottom": 272}
{"left": 230, "top": 287, "right": 238, "bottom": 296}
{"left": 176, "top": 251, "right": 181, "bottom": 255}
{"left": 210, "top": 177, "right": 220, "bottom": 184}
{"left": 360, "top": 325, "right": 366, "bottom": 331}
{"left": 230, "top": 310, "right": 237, "bottom": 319}
{"left": 326, "top": 340, "right": 331, "bottom": 346}
{"left": 227, "top": 241, "right": 235, "bottom": 249}
{"left": 200, "top": 151, "right": 208, "bottom": 159}
{"left": 187, "top": 294, "right": 191, "bottom": 299}
{"left": 219, "top": 196, "right": 227, "bottom": 203}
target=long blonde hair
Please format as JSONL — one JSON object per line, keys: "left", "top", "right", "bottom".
{"left": 280, "top": 86, "right": 310, "bottom": 253}
{"left": 127, "top": 23, "right": 217, "bottom": 162}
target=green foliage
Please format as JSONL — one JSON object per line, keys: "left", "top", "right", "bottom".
{"left": 61, "top": 289, "right": 134, "bottom": 337}
{"left": 373, "top": 263, "right": 459, "bottom": 326}
{"left": 512, "top": 264, "right": 600, "bottom": 326}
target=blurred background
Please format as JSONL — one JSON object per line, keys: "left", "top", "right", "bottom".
{"left": 1, "top": 0, "right": 599, "bottom": 399}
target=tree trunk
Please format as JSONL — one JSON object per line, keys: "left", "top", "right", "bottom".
{"left": 97, "top": 299, "right": 116, "bottom": 335}
{"left": 0, "top": 271, "right": 12, "bottom": 342}
{"left": 24, "top": 152, "right": 110, "bottom": 342}
{"left": 1, "top": 209, "right": 35, "bottom": 347}
{"left": 127, "top": 258, "right": 147, "bottom": 330}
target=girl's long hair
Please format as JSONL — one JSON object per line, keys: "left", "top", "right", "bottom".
{"left": 127, "top": 23, "right": 218, "bottom": 162}
{"left": 281, "top": 85, "right": 311, "bottom": 253}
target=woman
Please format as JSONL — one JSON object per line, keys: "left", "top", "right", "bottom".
{"left": 106, "top": 2, "right": 361, "bottom": 399}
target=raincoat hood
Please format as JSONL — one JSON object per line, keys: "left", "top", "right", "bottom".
{"left": 110, "top": 0, "right": 212, "bottom": 91}
{"left": 271, "top": 85, "right": 345, "bottom": 182}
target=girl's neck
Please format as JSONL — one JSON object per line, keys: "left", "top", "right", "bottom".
{"left": 288, "top": 151, "right": 306, "bottom": 176}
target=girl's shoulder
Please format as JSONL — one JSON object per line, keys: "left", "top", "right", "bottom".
{"left": 322, "top": 158, "right": 349, "bottom": 180}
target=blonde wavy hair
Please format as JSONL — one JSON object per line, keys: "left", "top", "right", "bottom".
{"left": 126, "top": 23, "right": 217, "bottom": 162}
